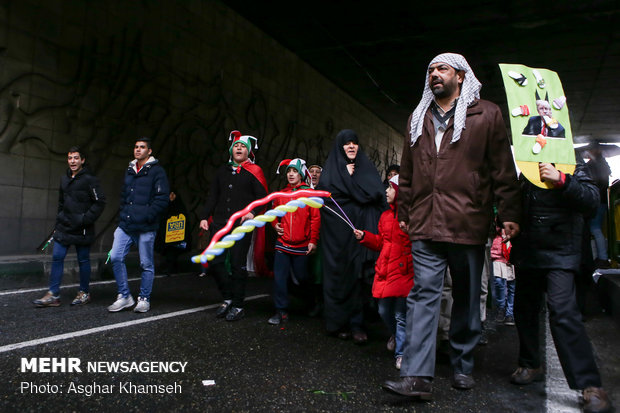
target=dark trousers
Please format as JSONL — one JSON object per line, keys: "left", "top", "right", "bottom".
{"left": 273, "top": 250, "right": 309, "bottom": 310}
{"left": 514, "top": 267, "right": 602, "bottom": 389}
{"left": 402, "top": 241, "right": 484, "bottom": 377}
{"left": 210, "top": 231, "right": 253, "bottom": 308}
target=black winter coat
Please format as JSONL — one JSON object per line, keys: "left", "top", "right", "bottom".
{"left": 200, "top": 164, "right": 267, "bottom": 229}
{"left": 511, "top": 161, "right": 599, "bottom": 271}
{"left": 118, "top": 157, "right": 169, "bottom": 233}
{"left": 53, "top": 167, "right": 106, "bottom": 246}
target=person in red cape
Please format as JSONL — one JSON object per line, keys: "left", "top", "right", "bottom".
{"left": 199, "top": 131, "right": 268, "bottom": 321}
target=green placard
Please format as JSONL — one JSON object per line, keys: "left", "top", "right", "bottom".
{"left": 499, "top": 63, "right": 575, "bottom": 165}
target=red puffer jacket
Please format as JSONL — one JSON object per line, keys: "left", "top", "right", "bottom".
{"left": 360, "top": 205, "right": 413, "bottom": 298}
{"left": 272, "top": 183, "right": 320, "bottom": 248}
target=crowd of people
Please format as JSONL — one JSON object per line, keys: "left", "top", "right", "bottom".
{"left": 31, "top": 52, "right": 613, "bottom": 412}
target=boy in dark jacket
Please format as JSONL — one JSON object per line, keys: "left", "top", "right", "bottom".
{"left": 510, "top": 161, "right": 612, "bottom": 413}
{"left": 199, "top": 131, "right": 268, "bottom": 321}
{"left": 108, "top": 138, "right": 169, "bottom": 313}
{"left": 33, "top": 146, "right": 106, "bottom": 307}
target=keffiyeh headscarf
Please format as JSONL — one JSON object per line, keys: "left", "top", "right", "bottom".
{"left": 409, "top": 53, "right": 482, "bottom": 146}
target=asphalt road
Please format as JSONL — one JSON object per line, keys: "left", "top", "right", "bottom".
{"left": 0, "top": 272, "right": 617, "bottom": 412}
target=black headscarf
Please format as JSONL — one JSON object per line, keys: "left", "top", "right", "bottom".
{"left": 319, "top": 129, "right": 386, "bottom": 205}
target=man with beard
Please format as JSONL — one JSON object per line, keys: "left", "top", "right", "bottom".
{"left": 382, "top": 53, "right": 521, "bottom": 399}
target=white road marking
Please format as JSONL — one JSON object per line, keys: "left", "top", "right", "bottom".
{"left": 0, "top": 294, "right": 269, "bottom": 353}
{"left": 0, "top": 275, "right": 167, "bottom": 296}
{"left": 545, "top": 316, "right": 581, "bottom": 412}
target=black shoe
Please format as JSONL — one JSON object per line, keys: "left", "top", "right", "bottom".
{"left": 495, "top": 310, "right": 506, "bottom": 324}
{"left": 215, "top": 302, "right": 231, "bottom": 318}
{"left": 504, "top": 315, "right": 515, "bottom": 326}
{"left": 268, "top": 311, "right": 288, "bottom": 325}
{"left": 451, "top": 373, "right": 475, "bottom": 390}
{"left": 225, "top": 307, "right": 244, "bottom": 321}
{"left": 510, "top": 367, "right": 544, "bottom": 385}
{"left": 382, "top": 376, "right": 432, "bottom": 399}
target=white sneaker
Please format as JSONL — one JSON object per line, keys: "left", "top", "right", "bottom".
{"left": 107, "top": 294, "right": 134, "bottom": 312}
{"left": 134, "top": 297, "right": 150, "bottom": 313}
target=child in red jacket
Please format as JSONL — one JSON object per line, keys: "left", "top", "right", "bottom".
{"left": 268, "top": 158, "right": 321, "bottom": 325}
{"left": 354, "top": 175, "right": 413, "bottom": 369}
{"left": 491, "top": 222, "right": 515, "bottom": 326}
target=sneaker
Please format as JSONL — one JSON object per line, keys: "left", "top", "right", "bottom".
{"left": 33, "top": 291, "right": 60, "bottom": 307}
{"left": 215, "top": 301, "right": 231, "bottom": 318}
{"left": 395, "top": 356, "right": 402, "bottom": 370}
{"left": 107, "top": 294, "right": 135, "bottom": 312}
{"left": 225, "top": 307, "right": 245, "bottom": 321}
{"left": 71, "top": 291, "right": 91, "bottom": 306}
{"left": 268, "top": 311, "right": 288, "bottom": 325}
{"left": 504, "top": 315, "right": 515, "bottom": 326}
{"left": 134, "top": 297, "right": 150, "bottom": 313}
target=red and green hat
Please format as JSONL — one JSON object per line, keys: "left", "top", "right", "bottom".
{"left": 229, "top": 130, "right": 258, "bottom": 160}
{"left": 276, "top": 158, "right": 311, "bottom": 186}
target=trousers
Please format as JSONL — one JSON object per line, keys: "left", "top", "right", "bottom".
{"left": 514, "top": 267, "right": 601, "bottom": 389}
{"left": 401, "top": 240, "right": 484, "bottom": 377}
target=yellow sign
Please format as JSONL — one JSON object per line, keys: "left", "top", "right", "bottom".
{"left": 165, "top": 214, "right": 186, "bottom": 243}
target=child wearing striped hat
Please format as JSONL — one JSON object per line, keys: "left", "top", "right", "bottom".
{"left": 268, "top": 158, "right": 321, "bottom": 325}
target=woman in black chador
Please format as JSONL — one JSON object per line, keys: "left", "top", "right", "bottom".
{"left": 318, "top": 129, "right": 386, "bottom": 343}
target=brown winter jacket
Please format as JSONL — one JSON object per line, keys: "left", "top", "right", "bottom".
{"left": 398, "top": 99, "right": 521, "bottom": 245}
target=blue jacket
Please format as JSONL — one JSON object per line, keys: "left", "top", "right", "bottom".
{"left": 118, "top": 157, "right": 169, "bottom": 233}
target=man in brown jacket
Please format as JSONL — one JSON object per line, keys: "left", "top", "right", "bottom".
{"left": 383, "top": 53, "right": 521, "bottom": 399}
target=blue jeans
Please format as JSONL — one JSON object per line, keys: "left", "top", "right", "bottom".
{"left": 110, "top": 227, "right": 156, "bottom": 300}
{"left": 378, "top": 297, "right": 407, "bottom": 357}
{"left": 49, "top": 242, "right": 91, "bottom": 295}
{"left": 589, "top": 204, "right": 608, "bottom": 261}
{"left": 273, "top": 250, "right": 309, "bottom": 310}
{"left": 493, "top": 276, "right": 515, "bottom": 317}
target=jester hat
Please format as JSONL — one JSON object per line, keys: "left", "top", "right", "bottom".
{"left": 276, "top": 158, "right": 311, "bottom": 186}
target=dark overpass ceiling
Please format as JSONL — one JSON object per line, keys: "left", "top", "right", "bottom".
{"left": 222, "top": 1, "right": 620, "bottom": 143}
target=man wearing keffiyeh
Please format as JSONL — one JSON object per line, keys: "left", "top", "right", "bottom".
{"left": 382, "top": 53, "right": 522, "bottom": 399}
